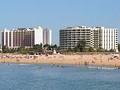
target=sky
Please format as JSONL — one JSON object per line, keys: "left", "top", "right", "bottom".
{"left": 0, "top": 0, "right": 120, "bottom": 45}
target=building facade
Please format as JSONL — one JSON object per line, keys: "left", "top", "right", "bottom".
{"left": 2, "top": 26, "right": 52, "bottom": 48}
{"left": 43, "top": 28, "right": 52, "bottom": 45}
{"left": 60, "top": 26, "right": 118, "bottom": 52}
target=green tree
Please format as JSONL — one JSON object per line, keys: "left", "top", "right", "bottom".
{"left": 97, "top": 47, "right": 105, "bottom": 52}
{"left": 33, "top": 44, "right": 43, "bottom": 51}
{"left": 118, "top": 43, "right": 120, "bottom": 52}
{"left": 109, "top": 49, "right": 115, "bottom": 52}
{"left": 77, "top": 40, "right": 86, "bottom": 52}
{"left": 39, "top": 43, "right": 43, "bottom": 50}
{"left": 10, "top": 48, "right": 16, "bottom": 53}
{"left": 67, "top": 47, "right": 72, "bottom": 52}
{"left": 52, "top": 44, "right": 57, "bottom": 49}
{"left": 43, "top": 44, "right": 51, "bottom": 50}
{"left": 89, "top": 47, "right": 94, "bottom": 52}
{"left": 74, "top": 46, "right": 79, "bottom": 52}
{"left": 17, "top": 46, "right": 25, "bottom": 52}
{"left": 2, "top": 45, "right": 8, "bottom": 53}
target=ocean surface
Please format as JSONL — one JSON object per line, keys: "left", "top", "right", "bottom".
{"left": 0, "top": 63, "right": 120, "bottom": 90}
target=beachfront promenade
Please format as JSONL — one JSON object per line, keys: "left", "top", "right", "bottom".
{"left": 0, "top": 54, "right": 120, "bottom": 66}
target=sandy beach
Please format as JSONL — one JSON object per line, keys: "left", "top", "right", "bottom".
{"left": 0, "top": 53, "right": 120, "bottom": 67}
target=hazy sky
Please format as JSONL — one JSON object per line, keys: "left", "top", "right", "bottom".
{"left": 0, "top": 0, "right": 120, "bottom": 45}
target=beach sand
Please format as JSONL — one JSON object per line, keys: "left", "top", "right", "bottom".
{"left": 0, "top": 54, "right": 120, "bottom": 67}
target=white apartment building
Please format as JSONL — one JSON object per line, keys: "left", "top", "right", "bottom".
{"left": 98, "top": 27, "right": 118, "bottom": 52}
{"left": 60, "top": 26, "right": 118, "bottom": 52}
{"left": 2, "top": 26, "right": 52, "bottom": 48}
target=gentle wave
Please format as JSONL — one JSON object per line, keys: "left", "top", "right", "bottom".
{"left": 87, "top": 66, "right": 118, "bottom": 70}
{"left": 19, "top": 64, "right": 31, "bottom": 65}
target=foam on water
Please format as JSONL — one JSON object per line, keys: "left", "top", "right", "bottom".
{"left": 19, "top": 64, "right": 31, "bottom": 65}
{"left": 87, "top": 66, "right": 118, "bottom": 70}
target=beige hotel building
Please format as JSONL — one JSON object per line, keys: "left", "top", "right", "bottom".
{"left": 2, "top": 26, "right": 52, "bottom": 48}
{"left": 60, "top": 26, "right": 118, "bottom": 52}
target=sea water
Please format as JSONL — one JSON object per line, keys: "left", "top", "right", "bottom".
{"left": 0, "top": 63, "right": 120, "bottom": 90}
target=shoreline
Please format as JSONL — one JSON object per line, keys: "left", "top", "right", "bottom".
{"left": 0, "top": 54, "right": 120, "bottom": 67}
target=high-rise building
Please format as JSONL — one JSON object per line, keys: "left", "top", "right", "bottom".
{"left": 43, "top": 28, "right": 52, "bottom": 45}
{"left": 2, "top": 26, "right": 52, "bottom": 48}
{"left": 60, "top": 26, "right": 118, "bottom": 52}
